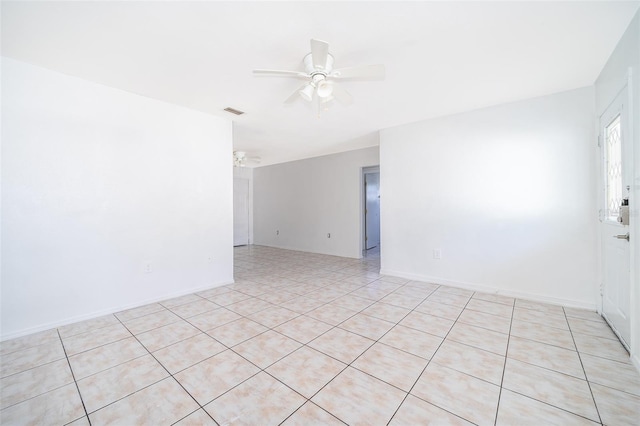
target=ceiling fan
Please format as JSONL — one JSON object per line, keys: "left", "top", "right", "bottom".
{"left": 253, "top": 39, "right": 385, "bottom": 113}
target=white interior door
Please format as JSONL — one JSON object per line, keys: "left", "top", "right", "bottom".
{"left": 600, "top": 87, "right": 631, "bottom": 349}
{"left": 233, "top": 177, "right": 249, "bottom": 246}
{"left": 365, "top": 172, "right": 380, "bottom": 250}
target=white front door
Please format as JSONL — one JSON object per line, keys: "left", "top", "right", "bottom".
{"left": 600, "top": 87, "right": 632, "bottom": 349}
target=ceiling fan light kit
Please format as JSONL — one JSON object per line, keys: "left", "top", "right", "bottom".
{"left": 253, "top": 39, "right": 385, "bottom": 114}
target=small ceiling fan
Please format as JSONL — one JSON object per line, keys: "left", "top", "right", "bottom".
{"left": 253, "top": 39, "right": 385, "bottom": 113}
{"left": 233, "top": 151, "right": 261, "bottom": 167}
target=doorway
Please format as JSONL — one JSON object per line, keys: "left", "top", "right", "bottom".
{"left": 363, "top": 166, "right": 381, "bottom": 252}
{"left": 600, "top": 85, "right": 632, "bottom": 350}
{"left": 233, "top": 177, "right": 250, "bottom": 246}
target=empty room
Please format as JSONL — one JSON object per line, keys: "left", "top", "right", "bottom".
{"left": 1, "top": 1, "right": 640, "bottom": 425}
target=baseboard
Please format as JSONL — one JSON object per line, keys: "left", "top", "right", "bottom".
{"left": 379, "top": 268, "right": 597, "bottom": 311}
{"left": 632, "top": 353, "right": 640, "bottom": 375}
{"left": 0, "top": 280, "right": 234, "bottom": 342}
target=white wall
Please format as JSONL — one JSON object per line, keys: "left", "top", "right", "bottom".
{"left": 1, "top": 58, "right": 233, "bottom": 339}
{"left": 595, "top": 11, "right": 640, "bottom": 368}
{"left": 253, "top": 146, "right": 379, "bottom": 258}
{"left": 380, "top": 87, "right": 597, "bottom": 308}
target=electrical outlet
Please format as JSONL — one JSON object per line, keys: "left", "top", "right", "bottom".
{"left": 276, "top": 230, "right": 279, "bottom": 235}
{"left": 145, "top": 263, "right": 152, "bottom": 273}
{"left": 327, "top": 233, "right": 331, "bottom": 238}
{"left": 207, "top": 256, "right": 213, "bottom": 263}
{"left": 433, "top": 249, "right": 442, "bottom": 260}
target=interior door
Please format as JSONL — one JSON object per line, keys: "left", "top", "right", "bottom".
{"left": 365, "top": 172, "right": 381, "bottom": 249}
{"left": 233, "top": 177, "right": 250, "bottom": 246}
{"left": 600, "top": 87, "right": 631, "bottom": 349}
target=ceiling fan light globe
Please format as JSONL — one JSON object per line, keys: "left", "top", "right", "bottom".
{"left": 316, "top": 80, "right": 333, "bottom": 98}
{"left": 299, "top": 84, "right": 315, "bottom": 102}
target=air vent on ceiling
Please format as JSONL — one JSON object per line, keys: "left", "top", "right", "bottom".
{"left": 224, "top": 107, "right": 245, "bottom": 116}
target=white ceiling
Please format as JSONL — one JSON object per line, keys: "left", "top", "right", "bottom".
{"left": 2, "top": 1, "right": 638, "bottom": 166}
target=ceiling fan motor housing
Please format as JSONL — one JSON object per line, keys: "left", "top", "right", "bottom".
{"left": 303, "top": 53, "right": 334, "bottom": 74}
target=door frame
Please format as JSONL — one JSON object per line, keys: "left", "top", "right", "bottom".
{"left": 361, "top": 165, "right": 380, "bottom": 256}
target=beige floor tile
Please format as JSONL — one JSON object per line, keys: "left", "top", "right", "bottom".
{"left": 196, "top": 285, "right": 234, "bottom": 299}
{"left": 0, "top": 339, "right": 66, "bottom": 378}
{"left": 114, "top": 303, "right": 165, "bottom": 322}
{"left": 0, "top": 383, "right": 85, "bottom": 425}
{"left": 233, "top": 330, "right": 302, "bottom": 368}
{"left": 280, "top": 296, "right": 327, "bottom": 314}
{"left": 122, "top": 309, "right": 182, "bottom": 335}
{"left": 331, "top": 294, "right": 375, "bottom": 311}
{"left": 339, "top": 313, "right": 395, "bottom": 340}
{"left": 281, "top": 402, "right": 345, "bottom": 425}
{"left": 206, "top": 290, "right": 253, "bottom": 306}
{"left": 204, "top": 372, "right": 305, "bottom": 425}
{"left": 62, "top": 323, "right": 132, "bottom": 356}
{"left": 432, "top": 340, "right": 505, "bottom": 385}
{"left": 0, "top": 329, "right": 60, "bottom": 356}
{"left": 274, "top": 315, "right": 333, "bottom": 343}
{"left": 136, "top": 320, "right": 200, "bottom": 352}
{"left": 350, "top": 286, "right": 394, "bottom": 301}
{"left": 393, "top": 285, "right": 435, "bottom": 299}
{"left": 153, "top": 333, "right": 226, "bottom": 374}
{"left": 411, "top": 363, "right": 500, "bottom": 426}
{"left": 446, "top": 322, "right": 508, "bottom": 355}
{"left": 400, "top": 311, "right": 454, "bottom": 337}
{"left": 507, "top": 336, "right": 584, "bottom": 378}
{"left": 389, "top": 394, "right": 473, "bottom": 425}
{"left": 206, "top": 317, "right": 268, "bottom": 347}
{"left": 379, "top": 293, "right": 424, "bottom": 309}
{"left": 427, "top": 292, "right": 471, "bottom": 308}
{"left": 573, "top": 332, "right": 630, "bottom": 363}
{"left": 581, "top": 353, "right": 640, "bottom": 396}
{"left": 496, "top": 389, "right": 598, "bottom": 426}
{"left": 591, "top": 382, "right": 640, "bottom": 426}
{"left": 89, "top": 378, "right": 198, "bottom": 424}
{"left": 465, "top": 298, "right": 513, "bottom": 318}
{"left": 67, "top": 416, "right": 91, "bottom": 426}
{"left": 502, "top": 358, "right": 599, "bottom": 422}
{"left": 564, "top": 307, "right": 602, "bottom": 322}
{"left": 308, "top": 327, "right": 375, "bottom": 364}
{"left": 312, "top": 366, "right": 407, "bottom": 425}
{"left": 258, "top": 290, "right": 299, "bottom": 304}
{"left": 227, "top": 298, "right": 275, "bottom": 316}
{"left": 186, "top": 307, "right": 242, "bottom": 331}
{"left": 267, "top": 347, "right": 346, "bottom": 398}
{"left": 352, "top": 343, "right": 428, "bottom": 391}
{"left": 568, "top": 317, "right": 618, "bottom": 340}
{"left": 515, "top": 299, "right": 565, "bottom": 316}
{"left": 68, "top": 336, "right": 147, "bottom": 379}
{"left": 306, "top": 304, "right": 358, "bottom": 326}
{"left": 472, "top": 293, "right": 515, "bottom": 306}
{"left": 160, "top": 293, "right": 203, "bottom": 309}
{"left": 174, "top": 349, "right": 259, "bottom": 405}
{"left": 379, "top": 325, "right": 443, "bottom": 359}
{"left": 169, "top": 299, "right": 219, "bottom": 318}
{"left": 510, "top": 318, "right": 575, "bottom": 350}
{"left": 512, "top": 308, "right": 569, "bottom": 330}
{"left": 0, "top": 358, "right": 74, "bottom": 410}
{"left": 248, "top": 306, "right": 301, "bottom": 328}
{"left": 457, "top": 309, "right": 511, "bottom": 334}
{"left": 58, "top": 314, "right": 120, "bottom": 338}
{"left": 434, "top": 286, "right": 473, "bottom": 297}
{"left": 414, "top": 300, "right": 464, "bottom": 321}
{"left": 361, "top": 302, "right": 411, "bottom": 322}
{"left": 77, "top": 354, "right": 169, "bottom": 413}
{"left": 174, "top": 409, "right": 217, "bottom": 425}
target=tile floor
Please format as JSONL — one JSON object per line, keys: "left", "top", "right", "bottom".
{"left": 1, "top": 245, "right": 640, "bottom": 425}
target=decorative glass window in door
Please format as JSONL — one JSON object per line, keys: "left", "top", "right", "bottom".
{"left": 605, "top": 114, "right": 622, "bottom": 221}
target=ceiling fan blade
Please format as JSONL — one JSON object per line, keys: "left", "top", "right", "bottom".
{"left": 310, "top": 39, "right": 330, "bottom": 70}
{"left": 330, "top": 83, "right": 353, "bottom": 106}
{"left": 253, "top": 69, "right": 309, "bottom": 79}
{"left": 330, "top": 64, "right": 385, "bottom": 80}
{"left": 284, "top": 84, "right": 307, "bottom": 104}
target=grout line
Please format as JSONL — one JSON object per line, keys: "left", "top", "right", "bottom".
{"left": 57, "top": 329, "right": 92, "bottom": 426}
{"left": 493, "top": 296, "right": 516, "bottom": 426}
{"left": 564, "top": 306, "right": 604, "bottom": 425}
